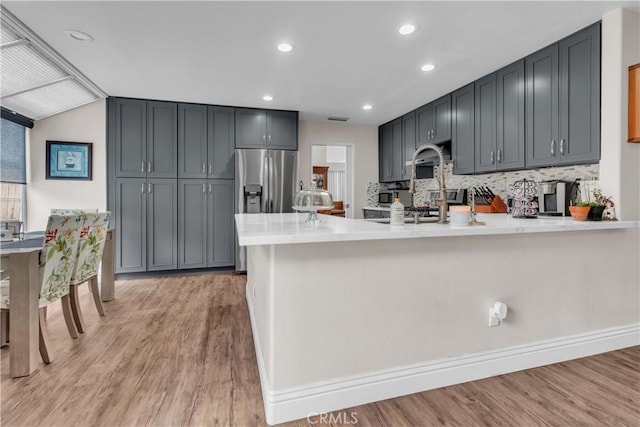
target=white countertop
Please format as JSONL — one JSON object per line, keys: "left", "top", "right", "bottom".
{"left": 235, "top": 213, "right": 639, "bottom": 246}
{"left": 362, "top": 206, "right": 390, "bottom": 211}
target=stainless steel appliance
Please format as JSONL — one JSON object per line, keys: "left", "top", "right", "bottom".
{"left": 378, "top": 189, "right": 412, "bottom": 207}
{"left": 235, "top": 149, "right": 298, "bottom": 270}
{"left": 538, "top": 181, "right": 572, "bottom": 216}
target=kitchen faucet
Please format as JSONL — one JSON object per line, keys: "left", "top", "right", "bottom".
{"left": 409, "top": 144, "right": 449, "bottom": 224}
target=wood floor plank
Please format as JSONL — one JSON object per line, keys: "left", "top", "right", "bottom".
{"left": 2, "top": 273, "right": 639, "bottom": 427}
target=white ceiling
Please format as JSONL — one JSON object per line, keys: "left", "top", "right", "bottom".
{"left": 3, "top": 1, "right": 638, "bottom": 126}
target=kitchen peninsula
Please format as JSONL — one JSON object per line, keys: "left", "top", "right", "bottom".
{"left": 236, "top": 213, "right": 639, "bottom": 424}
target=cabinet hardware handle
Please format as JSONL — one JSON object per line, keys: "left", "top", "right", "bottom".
{"left": 497, "top": 149, "right": 502, "bottom": 163}
{"left": 141, "top": 182, "right": 145, "bottom": 194}
{"left": 208, "top": 184, "right": 212, "bottom": 193}
{"left": 560, "top": 138, "right": 565, "bottom": 155}
{"left": 148, "top": 183, "right": 152, "bottom": 193}
{"left": 268, "top": 135, "right": 271, "bottom": 143}
{"left": 550, "top": 140, "right": 556, "bottom": 156}
{"left": 490, "top": 151, "right": 495, "bottom": 164}
{"left": 141, "top": 162, "right": 145, "bottom": 173}
{"left": 202, "top": 184, "right": 206, "bottom": 193}
{"left": 431, "top": 129, "right": 434, "bottom": 139}
{"left": 208, "top": 164, "right": 212, "bottom": 174}
{"left": 148, "top": 162, "right": 152, "bottom": 173}
{"left": 202, "top": 163, "right": 206, "bottom": 174}
{"left": 263, "top": 135, "right": 266, "bottom": 142}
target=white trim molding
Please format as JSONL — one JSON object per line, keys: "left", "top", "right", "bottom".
{"left": 247, "top": 283, "right": 639, "bottom": 425}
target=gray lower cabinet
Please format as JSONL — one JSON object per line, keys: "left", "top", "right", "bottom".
{"left": 178, "top": 179, "right": 234, "bottom": 269}
{"left": 178, "top": 104, "right": 235, "bottom": 179}
{"left": 235, "top": 108, "right": 298, "bottom": 150}
{"left": 452, "top": 83, "right": 475, "bottom": 175}
{"left": 115, "top": 178, "right": 177, "bottom": 273}
{"left": 527, "top": 22, "right": 600, "bottom": 167}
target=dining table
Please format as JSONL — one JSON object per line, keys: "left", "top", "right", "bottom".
{"left": 0, "top": 229, "right": 115, "bottom": 378}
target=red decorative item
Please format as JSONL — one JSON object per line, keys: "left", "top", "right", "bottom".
{"left": 45, "top": 229, "right": 58, "bottom": 243}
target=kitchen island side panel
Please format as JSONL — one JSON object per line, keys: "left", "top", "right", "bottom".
{"left": 257, "top": 228, "right": 639, "bottom": 391}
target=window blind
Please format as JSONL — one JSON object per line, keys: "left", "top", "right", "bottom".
{"left": 0, "top": 118, "right": 26, "bottom": 184}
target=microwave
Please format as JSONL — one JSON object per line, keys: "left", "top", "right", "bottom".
{"left": 378, "top": 190, "right": 412, "bottom": 207}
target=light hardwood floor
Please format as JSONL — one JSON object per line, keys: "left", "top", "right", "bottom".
{"left": 1, "top": 274, "right": 638, "bottom": 426}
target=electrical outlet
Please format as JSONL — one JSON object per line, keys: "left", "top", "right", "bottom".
{"left": 489, "top": 308, "right": 500, "bottom": 327}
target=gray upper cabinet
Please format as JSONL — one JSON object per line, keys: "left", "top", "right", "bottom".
{"left": 417, "top": 94, "right": 452, "bottom": 146}
{"left": 235, "top": 108, "right": 298, "bottom": 150}
{"left": 115, "top": 99, "right": 147, "bottom": 178}
{"left": 452, "top": 83, "right": 475, "bottom": 175}
{"left": 178, "top": 104, "right": 208, "bottom": 178}
{"left": 497, "top": 60, "right": 525, "bottom": 170}
{"left": 558, "top": 23, "right": 600, "bottom": 165}
{"left": 208, "top": 106, "right": 235, "bottom": 179}
{"left": 526, "top": 45, "right": 559, "bottom": 168}
{"left": 527, "top": 22, "right": 600, "bottom": 168}
{"left": 474, "top": 73, "right": 497, "bottom": 173}
{"left": 147, "top": 179, "right": 178, "bottom": 271}
{"left": 402, "top": 112, "right": 416, "bottom": 179}
{"left": 178, "top": 179, "right": 234, "bottom": 269}
{"left": 178, "top": 104, "right": 235, "bottom": 179}
{"left": 147, "top": 101, "right": 178, "bottom": 178}
{"left": 378, "top": 123, "right": 394, "bottom": 182}
{"left": 115, "top": 99, "right": 177, "bottom": 178}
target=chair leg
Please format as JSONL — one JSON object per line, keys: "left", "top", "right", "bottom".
{"left": 60, "top": 295, "right": 79, "bottom": 338}
{"left": 39, "top": 307, "right": 51, "bottom": 364}
{"left": 69, "top": 284, "right": 86, "bottom": 333}
{"left": 1, "top": 310, "right": 9, "bottom": 346}
{"left": 89, "top": 276, "right": 105, "bottom": 316}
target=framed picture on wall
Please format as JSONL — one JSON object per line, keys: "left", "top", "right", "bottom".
{"left": 46, "top": 141, "right": 92, "bottom": 180}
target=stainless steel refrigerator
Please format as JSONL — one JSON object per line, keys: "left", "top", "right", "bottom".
{"left": 235, "top": 149, "right": 298, "bottom": 270}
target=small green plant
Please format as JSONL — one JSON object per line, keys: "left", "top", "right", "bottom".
{"left": 575, "top": 201, "right": 597, "bottom": 207}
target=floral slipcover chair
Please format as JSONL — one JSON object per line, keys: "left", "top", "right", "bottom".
{"left": 0, "top": 214, "right": 83, "bottom": 363}
{"left": 69, "top": 212, "right": 111, "bottom": 333}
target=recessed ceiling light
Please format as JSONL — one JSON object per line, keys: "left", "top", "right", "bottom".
{"left": 421, "top": 64, "right": 436, "bottom": 72}
{"left": 277, "top": 43, "right": 293, "bottom": 52}
{"left": 362, "top": 104, "right": 373, "bottom": 110}
{"left": 263, "top": 95, "right": 274, "bottom": 101}
{"left": 65, "top": 29, "right": 94, "bottom": 42}
{"left": 398, "top": 24, "right": 417, "bottom": 35}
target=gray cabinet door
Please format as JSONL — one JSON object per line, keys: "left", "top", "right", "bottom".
{"left": 390, "top": 118, "right": 403, "bottom": 181}
{"left": 115, "top": 99, "right": 146, "bottom": 178}
{"left": 235, "top": 108, "right": 267, "bottom": 148}
{"left": 208, "top": 106, "right": 235, "bottom": 179}
{"left": 379, "top": 123, "right": 394, "bottom": 182}
{"left": 526, "top": 45, "right": 559, "bottom": 168}
{"left": 178, "top": 103, "right": 208, "bottom": 178}
{"left": 452, "top": 83, "right": 475, "bottom": 175}
{"left": 207, "top": 179, "right": 235, "bottom": 267}
{"left": 416, "top": 104, "right": 432, "bottom": 146}
{"left": 115, "top": 178, "right": 146, "bottom": 273}
{"left": 147, "top": 179, "right": 178, "bottom": 271}
{"left": 402, "top": 111, "right": 416, "bottom": 179}
{"left": 267, "top": 110, "right": 298, "bottom": 150}
{"left": 559, "top": 23, "right": 600, "bottom": 165}
{"left": 432, "top": 94, "right": 452, "bottom": 144}
{"left": 178, "top": 179, "right": 208, "bottom": 269}
{"left": 497, "top": 60, "right": 525, "bottom": 170}
{"left": 475, "top": 73, "right": 497, "bottom": 173}
{"left": 147, "top": 101, "right": 177, "bottom": 178}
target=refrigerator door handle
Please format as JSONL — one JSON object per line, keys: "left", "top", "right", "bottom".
{"left": 268, "top": 153, "right": 274, "bottom": 213}
{"left": 262, "top": 152, "right": 269, "bottom": 214}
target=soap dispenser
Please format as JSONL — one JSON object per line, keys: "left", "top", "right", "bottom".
{"left": 390, "top": 192, "right": 405, "bottom": 226}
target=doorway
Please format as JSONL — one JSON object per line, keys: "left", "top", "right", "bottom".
{"left": 311, "top": 144, "right": 354, "bottom": 218}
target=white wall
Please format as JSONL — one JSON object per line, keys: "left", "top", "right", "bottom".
{"left": 26, "top": 99, "right": 107, "bottom": 230}
{"left": 599, "top": 8, "right": 640, "bottom": 220}
{"left": 299, "top": 121, "right": 378, "bottom": 218}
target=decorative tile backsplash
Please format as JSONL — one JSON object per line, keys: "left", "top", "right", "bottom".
{"left": 367, "top": 164, "right": 600, "bottom": 207}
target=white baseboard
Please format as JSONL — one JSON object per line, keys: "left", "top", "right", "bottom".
{"left": 246, "top": 283, "right": 639, "bottom": 425}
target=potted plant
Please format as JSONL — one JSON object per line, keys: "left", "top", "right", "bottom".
{"left": 569, "top": 201, "right": 593, "bottom": 221}
{"left": 588, "top": 189, "right": 613, "bottom": 221}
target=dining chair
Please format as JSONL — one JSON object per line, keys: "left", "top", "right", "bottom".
{"left": 69, "top": 212, "right": 110, "bottom": 333}
{"left": 50, "top": 208, "right": 98, "bottom": 215}
{"left": 0, "top": 214, "right": 83, "bottom": 363}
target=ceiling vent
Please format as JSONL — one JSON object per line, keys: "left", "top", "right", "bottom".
{"left": 0, "top": 6, "right": 106, "bottom": 120}
{"left": 328, "top": 116, "right": 349, "bottom": 122}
